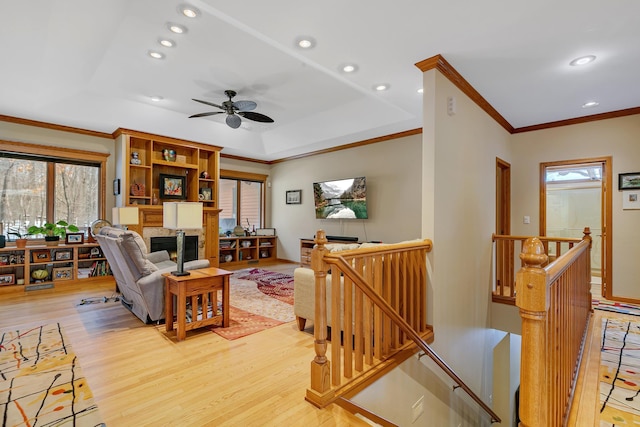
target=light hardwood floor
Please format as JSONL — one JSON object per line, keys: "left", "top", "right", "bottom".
{"left": 0, "top": 263, "right": 370, "bottom": 427}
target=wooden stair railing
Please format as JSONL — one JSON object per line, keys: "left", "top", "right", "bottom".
{"left": 306, "top": 230, "right": 500, "bottom": 424}
{"left": 493, "top": 228, "right": 590, "bottom": 303}
{"left": 516, "top": 232, "right": 592, "bottom": 427}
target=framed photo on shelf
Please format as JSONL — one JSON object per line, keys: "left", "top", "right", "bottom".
{"left": 52, "top": 267, "right": 73, "bottom": 281}
{"left": 54, "top": 250, "right": 72, "bottom": 261}
{"left": 66, "top": 232, "right": 84, "bottom": 244}
{"left": 286, "top": 189, "right": 302, "bottom": 205}
{"left": 159, "top": 174, "right": 187, "bottom": 199}
{"left": 199, "top": 187, "right": 212, "bottom": 201}
{"left": 619, "top": 172, "right": 640, "bottom": 190}
{"left": 31, "top": 249, "right": 51, "bottom": 263}
{"left": 0, "top": 273, "right": 15, "bottom": 285}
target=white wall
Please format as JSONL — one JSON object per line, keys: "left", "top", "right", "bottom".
{"left": 425, "top": 71, "right": 513, "bottom": 403}
{"left": 268, "top": 134, "right": 423, "bottom": 262}
{"left": 510, "top": 115, "right": 640, "bottom": 299}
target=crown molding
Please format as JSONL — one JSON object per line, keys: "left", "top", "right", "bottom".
{"left": 513, "top": 106, "right": 640, "bottom": 133}
{"left": 415, "top": 54, "right": 640, "bottom": 135}
{"left": 415, "top": 55, "right": 514, "bottom": 133}
{"left": 0, "top": 114, "right": 112, "bottom": 139}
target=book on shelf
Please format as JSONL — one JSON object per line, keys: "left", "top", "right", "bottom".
{"left": 89, "top": 260, "right": 112, "bottom": 277}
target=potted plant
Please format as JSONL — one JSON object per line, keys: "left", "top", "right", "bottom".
{"left": 28, "top": 221, "right": 79, "bottom": 246}
{"left": 8, "top": 229, "right": 28, "bottom": 249}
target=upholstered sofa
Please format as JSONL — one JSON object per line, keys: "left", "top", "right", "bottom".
{"left": 293, "top": 242, "right": 378, "bottom": 331}
{"left": 95, "top": 226, "right": 209, "bottom": 323}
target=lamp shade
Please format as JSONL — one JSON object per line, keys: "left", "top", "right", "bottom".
{"left": 163, "top": 202, "right": 203, "bottom": 230}
{"left": 112, "top": 206, "right": 139, "bottom": 225}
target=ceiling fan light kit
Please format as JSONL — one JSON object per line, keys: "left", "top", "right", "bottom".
{"left": 189, "top": 90, "right": 274, "bottom": 129}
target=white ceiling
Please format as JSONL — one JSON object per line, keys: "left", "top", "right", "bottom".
{"left": 2, "top": 0, "right": 639, "bottom": 161}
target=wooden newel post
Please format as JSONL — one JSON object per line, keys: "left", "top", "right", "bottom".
{"left": 583, "top": 226, "right": 593, "bottom": 311}
{"left": 307, "top": 229, "right": 334, "bottom": 405}
{"left": 515, "top": 237, "right": 549, "bottom": 427}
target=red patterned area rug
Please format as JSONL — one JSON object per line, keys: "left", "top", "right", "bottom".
{"left": 0, "top": 323, "right": 105, "bottom": 426}
{"left": 231, "top": 268, "right": 295, "bottom": 305}
{"left": 211, "top": 269, "right": 295, "bottom": 340}
{"left": 212, "top": 306, "right": 284, "bottom": 340}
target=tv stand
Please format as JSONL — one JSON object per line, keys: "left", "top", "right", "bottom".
{"left": 323, "top": 235, "right": 359, "bottom": 242}
{"left": 300, "top": 236, "right": 360, "bottom": 267}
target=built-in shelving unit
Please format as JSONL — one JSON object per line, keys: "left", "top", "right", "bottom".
{"left": 113, "top": 129, "right": 223, "bottom": 267}
{"left": 219, "top": 236, "right": 277, "bottom": 267}
{"left": 0, "top": 243, "right": 111, "bottom": 292}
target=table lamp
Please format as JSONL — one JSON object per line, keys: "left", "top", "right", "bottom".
{"left": 163, "top": 202, "right": 203, "bottom": 276}
{"left": 112, "top": 206, "right": 139, "bottom": 230}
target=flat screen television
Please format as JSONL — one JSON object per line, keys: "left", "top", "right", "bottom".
{"left": 313, "top": 176, "right": 368, "bottom": 219}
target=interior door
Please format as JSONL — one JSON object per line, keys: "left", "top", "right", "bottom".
{"left": 540, "top": 157, "right": 612, "bottom": 298}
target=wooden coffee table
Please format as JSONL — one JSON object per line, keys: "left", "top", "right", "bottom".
{"left": 164, "top": 267, "right": 233, "bottom": 341}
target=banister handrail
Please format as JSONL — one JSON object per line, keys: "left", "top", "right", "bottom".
{"left": 492, "top": 233, "right": 582, "bottom": 244}
{"left": 324, "top": 255, "right": 501, "bottom": 424}
{"left": 516, "top": 231, "right": 592, "bottom": 427}
{"left": 544, "top": 238, "right": 590, "bottom": 280}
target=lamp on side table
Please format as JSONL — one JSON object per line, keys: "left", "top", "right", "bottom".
{"left": 112, "top": 206, "right": 139, "bottom": 230}
{"left": 163, "top": 202, "right": 203, "bottom": 276}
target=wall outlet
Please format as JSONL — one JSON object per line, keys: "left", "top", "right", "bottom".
{"left": 447, "top": 96, "right": 456, "bottom": 116}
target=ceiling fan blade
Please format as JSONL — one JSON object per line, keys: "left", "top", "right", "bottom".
{"left": 233, "top": 100, "right": 257, "bottom": 111}
{"left": 192, "top": 98, "right": 224, "bottom": 109}
{"left": 188, "top": 111, "right": 224, "bottom": 118}
{"left": 226, "top": 114, "right": 242, "bottom": 129}
{"left": 239, "top": 111, "right": 274, "bottom": 123}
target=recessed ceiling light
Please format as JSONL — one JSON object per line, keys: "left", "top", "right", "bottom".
{"left": 373, "top": 84, "right": 389, "bottom": 91}
{"left": 167, "top": 23, "right": 188, "bottom": 34}
{"left": 295, "top": 36, "right": 316, "bottom": 49}
{"left": 570, "top": 55, "right": 596, "bottom": 66}
{"left": 158, "top": 38, "right": 176, "bottom": 48}
{"left": 582, "top": 101, "right": 599, "bottom": 108}
{"left": 148, "top": 50, "right": 165, "bottom": 60}
{"left": 178, "top": 4, "right": 200, "bottom": 18}
{"left": 417, "top": 88, "right": 424, "bottom": 94}
{"left": 150, "top": 96, "right": 164, "bottom": 102}
{"left": 340, "top": 64, "right": 358, "bottom": 73}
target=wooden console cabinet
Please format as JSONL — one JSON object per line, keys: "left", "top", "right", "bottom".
{"left": 219, "top": 236, "right": 277, "bottom": 267}
{"left": 299, "top": 237, "right": 360, "bottom": 267}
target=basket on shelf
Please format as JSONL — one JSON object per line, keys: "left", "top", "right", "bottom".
{"left": 130, "top": 182, "right": 145, "bottom": 196}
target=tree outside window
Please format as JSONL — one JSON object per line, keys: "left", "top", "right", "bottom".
{"left": 0, "top": 156, "right": 100, "bottom": 238}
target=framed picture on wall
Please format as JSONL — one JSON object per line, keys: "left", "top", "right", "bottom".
{"left": 286, "top": 190, "right": 301, "bottom": 205}
{"left": 619, "top": 172, "right": 640, "bottom": 190}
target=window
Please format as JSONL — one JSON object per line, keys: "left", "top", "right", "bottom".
{"left": 0, "top": 141, "right": 107, "bottom": 238}
{"left": 219, "top": 170, "right": 267, "bottom": 235}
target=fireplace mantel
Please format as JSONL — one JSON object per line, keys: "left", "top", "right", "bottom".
{"left": 127, "top": 206, "right": 221, "bottom": 267}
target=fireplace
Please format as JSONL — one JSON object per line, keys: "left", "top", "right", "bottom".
{"left": 150, "top": 236, "right": 198, "bottom": 262}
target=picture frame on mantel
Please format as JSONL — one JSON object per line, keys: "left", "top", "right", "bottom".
{"left": 286, "top": 190, "right": 301, "bottom": 205}
{"left": 160, "top": 174, "right": 187, "bottom": 200}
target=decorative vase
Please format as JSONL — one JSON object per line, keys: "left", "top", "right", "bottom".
{"left": 45, "top": 236, "right": 60, "bottom": 247}
{"left": 233, "top": 225, "right": 245, "bottom": 237}
{"left": 32, "top": 269, "right": 49, "bottom": 281}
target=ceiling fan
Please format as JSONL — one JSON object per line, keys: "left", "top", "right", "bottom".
{"left": 189, "top": 90, "right": 274, "bottom": 129}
